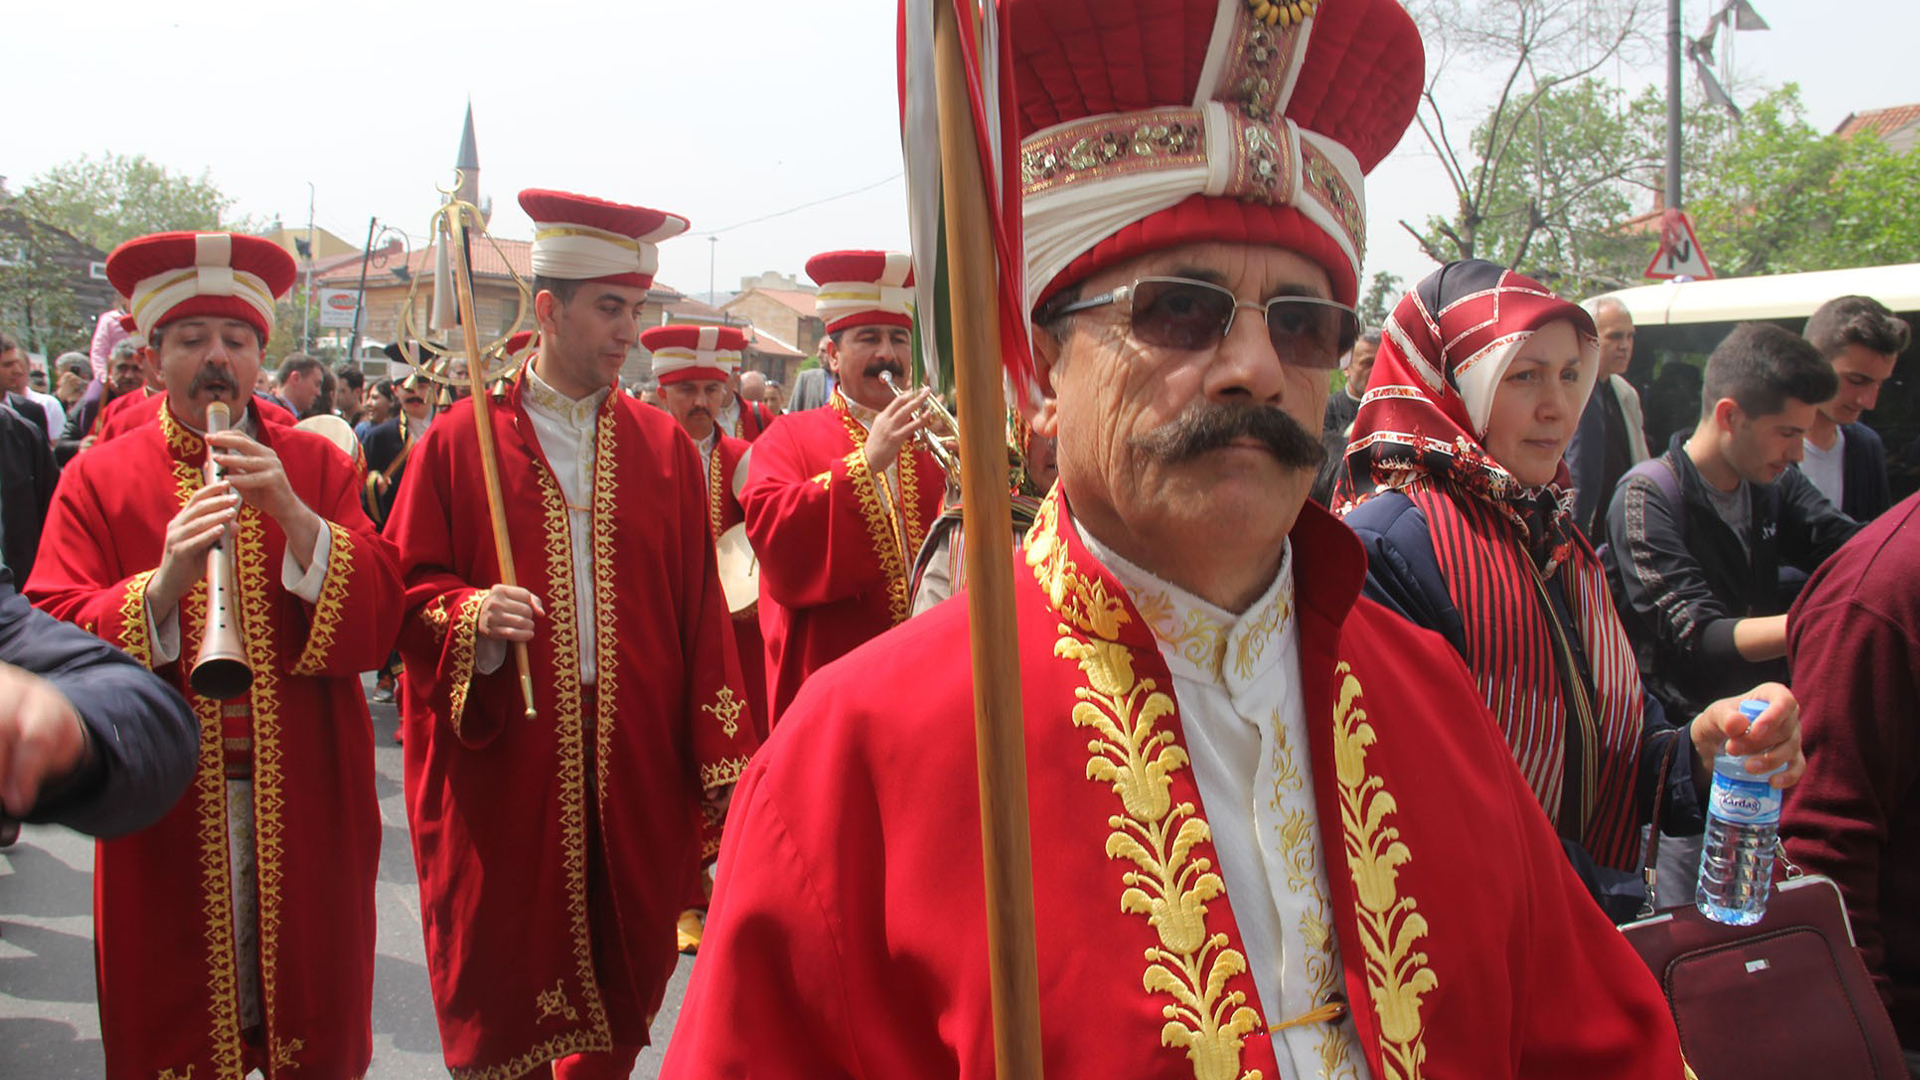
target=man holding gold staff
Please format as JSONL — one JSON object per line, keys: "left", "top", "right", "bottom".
{"left": 384, "top": 188, "right": 756, "bottom": 1080}
{"left": 739, "top": 249, "right": 946, "bottom": 725}
{"left": 27, "top": 230, "right": 404, "bottom": 1080}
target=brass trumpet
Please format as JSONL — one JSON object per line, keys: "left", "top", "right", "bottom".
{"left": 879, "top": 370, "right": 962, "bottom": 482}
{"left": 189, "top": 401, "right": 253, "bottom": 700}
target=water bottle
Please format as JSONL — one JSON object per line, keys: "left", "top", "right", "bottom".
{"left": 1695, "top": 699, "right": 1790, "bottom": 926}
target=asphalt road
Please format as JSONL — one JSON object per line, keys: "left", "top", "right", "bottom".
{"left": 0, "top": 675, "right": 694, "bottom": 1079}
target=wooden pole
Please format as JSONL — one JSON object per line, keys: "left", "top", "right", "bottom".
{"left": 933, "top": 4, "right": 1045, "bottom": 1077}
{"left": 446, "top": 204, "right": 537, "bottom": 720}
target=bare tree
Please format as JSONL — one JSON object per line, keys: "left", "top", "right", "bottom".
{"left": 1403, "top": 0, "right": 1653, "bottom": 268}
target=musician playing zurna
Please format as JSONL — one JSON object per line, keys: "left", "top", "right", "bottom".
{"left": 740, "top": 249, "right": 946, "bottom": 725}
{"left": 665, "top": 0, "right": 1692, "bottom": 1076}
{"left": 26, "top": 231, "right": 404, "bottom": 1080}
{"left": 383, "top": 189, "right": 755, "bottom": 1080}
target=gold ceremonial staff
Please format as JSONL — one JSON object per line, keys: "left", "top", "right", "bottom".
{"left": 396, "top": 180, "right": 538, "bottom": 720}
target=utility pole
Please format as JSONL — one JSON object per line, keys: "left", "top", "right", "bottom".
{"left": 1666, "top": 0, "right": 1683, "bottom": 212}
{"left": 708, "top": 235, "right": 718, "bottom": 304}
{"left": 348, "top": 216, "right": 377, "bottom": 365}
{"left": 303, "top": 181, "right": 317, "bottom": 349}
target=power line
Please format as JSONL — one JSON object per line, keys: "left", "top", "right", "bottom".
{"left": 707, "top": 172, "right": 904, "bottom": 235}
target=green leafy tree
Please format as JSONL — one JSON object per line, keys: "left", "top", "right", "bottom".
{"left": 1357, "top": 271, "right": 1405, "bottom": 329}
{"left": 0, "top": 210, "right": 89, "bottom": 355}
{"left": 20, "top": 153, "right": 249, "bottom": 254}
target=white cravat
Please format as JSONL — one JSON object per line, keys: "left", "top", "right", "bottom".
{"left": 520, "top": 366, "right": 610, "bottom": 685}
{"left": 1076, "top": 524, "right": 1371, "bottom": 1080}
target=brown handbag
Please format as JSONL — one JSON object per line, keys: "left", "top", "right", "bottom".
{"left": 1618, "top": 739, "right": 1908, "bottom": 1079}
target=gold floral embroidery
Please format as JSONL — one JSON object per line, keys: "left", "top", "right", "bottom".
{"left": 809, "top": 470, "right": 831, "bottom": 490}
{"left": 116, "top": 570, "right": 158, "bottom": 669}
{"left": 1332, "top": 662, "right": 1436, "bottom": 1080}
{"left": 535, "top": 980, "right": 580, "bottom": 1022}
{"left": 1266, "top": 708, "right": 1357, "bottom": 1078}
{"left": 842, "top": 448, "right": 914, "bottom": 625}
{"left": 445, "top": 591, "right": 488, "bottom": 736}
{"left": 706, "top": 441, "right": 728, "bottom": 541}
{"left": 529, "top": 465, "right": 612, "bottom": 1052}
{"left": 169, "top": 453, "right": 247, "bottom": 1080}
{"left": 590, "top": 407, "right": 621, "bottom": 812}
{"left": 1024, "top": 492, "right": 1130, "bottom": 640}
{"left": 703, "top": 687, "right": 745, "bottom": 739}
{"left": 157, "top": 1067, "right": 195, "bottom": 1080}
{"left": 159, "top": 400, "right": 199, "bottom": 458}
{"left": 423, "top": 594, "right": 452, "bottom": 643}
{"left": 234, "top": 503, "right": 294, "bottom": 1040}
{"left": 1057, "top": 631, "right": 1263, "bottom": 1080}
{"left": 1231, "top": 599, "right": 1283, "bottom": 682}
{"left": 272, "top": 1036, "right": 306, "bottom": 1071}
{"left": 289, "top": 523, "right": 354, "bottom": 676}
{"left": 700, "top": 755, "right": 752, "bottom": 791}
{"left": 1131, "top": 589, "right": 1229, "bottom": 672}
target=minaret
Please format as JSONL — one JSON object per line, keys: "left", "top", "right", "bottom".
{"left": 433, "top": 103, "right": 483, "bottom": 331}
{"left": 455, "top": 102, "right": 484, "bottom": 220}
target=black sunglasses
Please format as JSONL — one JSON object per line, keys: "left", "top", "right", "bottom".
{"left": 1050, "top": 276, "right": 1359, "bottom": 370}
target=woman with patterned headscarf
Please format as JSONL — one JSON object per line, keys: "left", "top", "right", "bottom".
{"left": 1333, "top": 260, "right": 1805, "bottom": 918}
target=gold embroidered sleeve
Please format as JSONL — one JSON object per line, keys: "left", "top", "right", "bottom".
{"left": 443, "top": 590, "right": 489, "bottom": 740}
{"left": 840, "top": 449, "right": 913, "bottom": 624}
{"left": 289, "top": 525, "right": 356, "bottom": 676}
{"left": 107, "top": 570, "right": 159, "bottom": 670}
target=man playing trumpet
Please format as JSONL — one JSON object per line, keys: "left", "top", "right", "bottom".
{"left": 740, "top": 250, "right": 947, "bottom": 725}
{"left": 27, "top": 231, "right": 404, "bottom": 1080}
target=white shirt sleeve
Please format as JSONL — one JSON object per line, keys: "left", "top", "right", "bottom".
{"left": 146, "top": 599, "right": 183, "bottom": 665}
{"left": 475, "top": 636, "right": 507, "bottom": 675}
{"left": 281, "top": 522, "right": 333, "bottom": 604}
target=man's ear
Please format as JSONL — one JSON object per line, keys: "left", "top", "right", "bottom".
{"left": 820, "top": 337, "right": 840, "bottom": 375}
{"left": 534, "top": 290, "right": 561, "bottom": 336}
{"left": 1028, "top": 324, "right": 1065, "bottom": 438}
{"left": 1711, "top": 396, "right": 1741, "bottom": 433}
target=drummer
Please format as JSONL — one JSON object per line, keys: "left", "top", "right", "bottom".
{"left": 645, "top": 323, "right": 767, "bottom": 737}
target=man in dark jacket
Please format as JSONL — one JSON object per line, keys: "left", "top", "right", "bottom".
{"left": 0, "top": 570, "right": 198, "bottom": 843}
{"left": 1779, "top": 490, "right": 1920, "bottom": 1062}
{"left": 1795, "top": 294, "right": 1908, "bottom": 522}
{"left": 56, "top": 338, "right": 149, "bottom": 465}
{"left": 0, "top": 405, "right": 57, "bottom": 583}
{"left": 1606, "top": 322, "right": 1860, "bottom": 717}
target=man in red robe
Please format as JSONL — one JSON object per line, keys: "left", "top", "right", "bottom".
{"left": 27, "top": 230, "right": 403, "bottom": 1080}
{"left": 740, "top": 249, "right": 946, "bottom": 723}
{"left": 385, "top": 189, "right": 756, "bottom": 1080}
{"left": 663, "top": 2, "right": 1694, "bottom": 1076}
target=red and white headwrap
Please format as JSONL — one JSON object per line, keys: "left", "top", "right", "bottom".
{"left": 806, "top": 251, "right": 916, "bottom": 334}
{"left": 1011, "top": 0, "right": 1423, "bottom": 310}
{"left": 105, "top": 232, "right": 296, "bottom": 342}
{"left": 642, "top": 324, "right": 745, "bottom": 385}
{"left": 519, "top": 189, "right": 690, "bottom": 290}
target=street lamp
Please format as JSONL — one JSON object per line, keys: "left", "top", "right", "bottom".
{"left": 346, "top": 217, "right": 409, "bottom": 364}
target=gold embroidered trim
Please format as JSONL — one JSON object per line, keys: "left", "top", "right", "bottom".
{"left": 169, "top": 451, "right": 246, "bottom": 1079}
{"left": 447, "top": 1031, "right": 608, "bottom": 1080}
{"left": 157, "top": 1066, "right": 196, "bottom": 1080}
{"left": 1332, "top": 662, "right": 1436, "bottom": 1080}
{"left": 289, "top": 523, "right": 354, "bottom": 676}
{"left": 700, "top": 755, "right": 751, "bottom": 791}
{"left": 809, "top": 470, "right": 831, "bottom": 491}
{"left": 1232, "top": 597, "right": 1285, "bottom": 682}
{"left": 590, "top": 407, "right": 621, "bottom": 814}
{"left": 1302, "top": 140, "right": 1365, "bottom": 263}
{"left": 1130, "top": 590, "right": 1229, "bottom": 673}
{"left": 842, "top": 447, "right": 914, "bottom": 626}
{"left": 445, "top": 591, "right": 487, "bottom": 737}
{"left": 535, "top": 980, "right": 580, "bottom": 1023}
{"left": 706, "top": 440, "right": 728, "bottom": 541}
{"left": 1058, "top": 631, "right": 1263, "bottom": 1080}
{"left": 272, "top": 1036, "right": 306, "bottom": 1072}
{"left": 1023, "top": 491, "right": 1130, "bottom": 640}
{"left": 423, "top": 594, "right": 453, "bottom": 643}
{"left": 703, "top": 687, "right": 745, "bottom": 739}
{"left": 234, "top": 502, "right": 293, "bottom": 1042}
{"left": 115, "top": 570, "right": 158, "bottom": 669}
{"left": 532, "top": 464, "right": 613, "bottom": 1047}
{"left": 159, "top": 399, "right": 200, "bottom": 459}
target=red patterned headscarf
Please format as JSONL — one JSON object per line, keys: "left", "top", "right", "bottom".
{"left": 1333, "top": 261, "right": 1646, "bottom": 870}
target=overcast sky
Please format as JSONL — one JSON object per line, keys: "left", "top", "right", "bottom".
{"left": 5, "top": 0, "right": 1915, "bottom": 304}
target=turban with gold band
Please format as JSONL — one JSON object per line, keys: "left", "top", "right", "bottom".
{"left": 807, "top": 250, "right": 916, "bottom": 334}
{"left": 106, "top": 232, "right": 296, "bottom": 342}
{"left": 519, "top": 189, "right": 690, "bottom": 290}
{"left": 642, "top": 324, "right": 745, "bottom": 385}
{"left": 1013, "top": 0, "right": 1423, "bottom": 311}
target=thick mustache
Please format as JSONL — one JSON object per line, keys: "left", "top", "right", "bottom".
{"left": 866, "top": 360, "right": 905, "bottom": 379}
{"left": 1126, "top": 401, "right": 1325, "bottom": 470}
{"left": 688, "top": 407, "right": 711, "bottom": 419}
{"left": 190, "top": 367, "right": 238, "bottom": 395}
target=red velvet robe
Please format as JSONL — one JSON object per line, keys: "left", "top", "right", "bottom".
{"left": 26, "top": 401, "right": 401, "bottom": 1080}
{"left": 385, "top": 378, "right": 757, "bottom": 1079}
{"left": 101, "top": 389, "right": 294, "bottom": 441}
{"left": 741, "top": 390, "right": 945, "bottom": 724}
{"left": 707, "top": 431, "right": 767, "bottom": 746}
{"left": 662, "top": 491, "right": 1689, "bottom": 1080}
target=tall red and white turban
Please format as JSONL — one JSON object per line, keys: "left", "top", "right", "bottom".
{"left": 105, "top": 232, "right": 296, "bottom": 342}
{"left": 806, "top": 251, "right": 916, "bottom": 334}
{"left": 642, "top": 324, "right": 745, "bottom": 385}
{"left": 519, "top": 189, "right": 690, "bottom": 290}
{"left": 1011, "top": 0, "right": 1424, "bottom": 310}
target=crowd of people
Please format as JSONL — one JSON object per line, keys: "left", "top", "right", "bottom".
{"left": 0, "top": 0, "right": 1916, "bottom": 1077}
